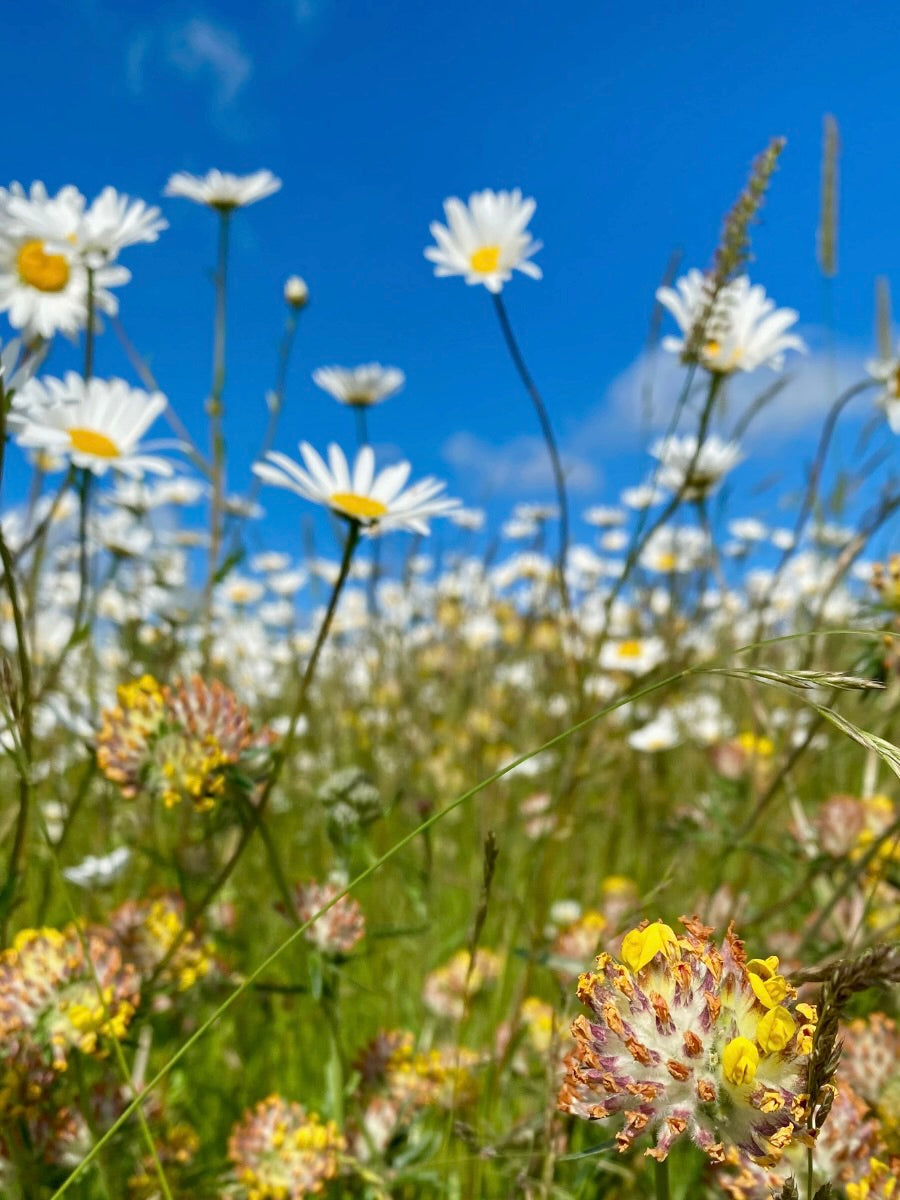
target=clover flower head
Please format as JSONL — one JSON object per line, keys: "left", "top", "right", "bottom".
{"left": 227, "top": 1094, "right": 345, "bottom": 1199}
{"left": 109, "top": 894, "right": 213, "bottom": 992}
{"left": 558, "top": 917, "right": 816, "bottom": 1165}
{"left": 292, "top": 880, "right": 366, "bottom": 957}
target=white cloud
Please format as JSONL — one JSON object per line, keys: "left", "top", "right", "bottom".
{"left": 593, "top": 340, "right": 873, "bottom": 448}
{"left": 167, "top": 17, "right": 252, "bottom": 109}
{"left": 442, "top": 431, "right": 599, "bottom": 498}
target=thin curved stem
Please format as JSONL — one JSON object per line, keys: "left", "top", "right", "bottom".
{"left": 492, "top": 292, "right": 570, "bottom": 611}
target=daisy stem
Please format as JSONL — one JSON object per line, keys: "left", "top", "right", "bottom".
{"left": 203, "top": 209, "right": 232, "bottom": 667}
{"left": 655, "top": 1157, "right": 671, "bottom": 1200}
{"left": 84, "top": 267, "right": 96, "bottom": 381}
{"left": 0, "top": 529, "right": 33, "bottom": 942}
{"left": 354, "top": 403, "right": 369, "bottom": 448}
{"left": 491, "top": 292, "right": 571, "bottom": 612}
{"left": 243, "top": 305, "right": 302, "bottom": 508}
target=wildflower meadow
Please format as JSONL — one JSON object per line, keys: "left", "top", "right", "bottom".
{"left": 0, "top": 74, "right": 899, "bottom": 1200}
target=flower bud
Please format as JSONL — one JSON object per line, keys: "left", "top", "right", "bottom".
{"left": 284, "top": 275, "right": 309, "bottom": 308}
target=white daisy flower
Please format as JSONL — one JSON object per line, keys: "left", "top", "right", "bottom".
{"left": 164, "top": 169, "right": 282, "bottom": 210}
{"left": 8, "top": 185, "right": 166, "bottom": 269}
{"left": 12, "top": 376, "right": 173, "bottom": 478}
{"left": 866, "top": 348, "right": 900, "bottom": 432}
{"left": 312, "top": 363, "right": 405, "bottom": 408}
{"left": 649, "top": 434, "right": 744, "bottom": 499}
{"left": 656, "top": 269, "right": 806, "bottom": 374}
{"left": 425, "top": 189, "right": 542, "bottom": 293}
{"left": 640, "top": 527, "right": 710, "bottom": 573}
{"left": 583, "top": 505, "right": 626, "bottom": 527}
{"left": 627, "top": 710, "right": 681, "bottom": 751}
{"left": 252, "top": 442, "right": 460, "bottom": 535}
{"left": 599, "top": 636, "right": 666, "bottom": 675}
{"left": 0, "top": 183, "right": 125, "bottom": 339}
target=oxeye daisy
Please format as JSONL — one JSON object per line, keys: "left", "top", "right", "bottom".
{"left": 312, "top": 363, "right": 405, "bottom": 408}
{"left": 164, "top": 169, "right": 282, "bottom": 210}
{"left": 252, "top": 442, "right": 460, "bottom": 535}
{"left": 425, "top": 189, "right": 542, "bottom": 292}
{"left": 656, "top": 270, "right": 806, "bottom": 374}
{"left": 649, "top": 434, "right": 744, "bottom": 499}
{"left": 11, "top": 376, "right": 173, "bottom": 477}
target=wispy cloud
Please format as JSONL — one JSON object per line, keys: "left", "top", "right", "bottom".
{"left": 592, "top": 340, "right": 873, "bottom": 448}
{"left": 166, "top": 17, "right": 252, "bottom": 109}
{"left": 442, "top": 431, "right": 600, "bottom": 498}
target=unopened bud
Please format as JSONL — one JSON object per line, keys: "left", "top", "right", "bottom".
{"left": 284, "top": 275, "right": 309, "bottom": 308}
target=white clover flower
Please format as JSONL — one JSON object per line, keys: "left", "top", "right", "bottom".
{"left": 252, "top": 442, "right": 460, "bottom": 535}
{"left": 312, "top": 363, "right": 405, "bottom": 408}
{"left": 425, "top": 189, "right": 542, "bottom": 292}
{"left": 12, "top": 376, "right": 173, "bottom": 478}
{"left": 164, "top": 169, "right": 282, "bottom": 210}
{"left": 656, "top": 270, "right": 806, "bottom": 374}
{"left": 650, "top": 434, "right": 744, "bottom": 499}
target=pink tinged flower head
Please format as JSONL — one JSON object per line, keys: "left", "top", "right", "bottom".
{"left": 424, "top": 188, "right": 542, "bottom": 293}
{"left": 292, "top": 880, "right": 366, "bottom": 957}
{"left": 558, "top": 916, "right": 817, "bottom": 1166}
{"left": 227, "top": 1094, "right": 345, "bottom": 1199}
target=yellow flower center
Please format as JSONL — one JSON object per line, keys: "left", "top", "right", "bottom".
{"left": 617, "top": 640, "right": 643, "bottom": 658}
{"left": 620, "top": 921, "right": 679, "bottom": 973}
{"left": 722, "top": 1036, "right": 759, "bottom": 1086}
{"left": 655, "top": 552, "right": 677, "bottom": 571}
{"left": 470, "top": 245, "right": 501, "bottom": 274}
{"left": 17, "top": 239, "right": 70, "bottom": 292}
{"left": 69, "top": 428, "right": 121, "bottom": 458}
{"left": 329, "top": 491, "right": 388, "bottom": 521}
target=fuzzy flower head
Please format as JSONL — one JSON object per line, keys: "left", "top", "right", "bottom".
{"left": 253, "top": 442, "right": 460, "bottom": 535}
{"left": 96, "top": 674, "right": 274, "bottom": 812}
{"left": 656, "top": 270, "right": 806, "bottom": 375}
{"left": 0, "top": 926, "right": 138, "bottom": 1077}
{"left": 649, "top": 434, "right": 744, "bottom": 500}
{"left": 866, "top": 349, "right": 900, "bottom": 434}
{"left": 425, "top": 189, "right": 542, "bottom": 293}
{"left": 109, "top": 894, "right": 213, "bottom": 992}
{"left": 227, "top": 1094, "right": 345, "bottom": 1199}
{"left": 292, "top": 880, "right": 366, "bottom": 957}
{"left": 558, "top": 917, "right": 816, "bottom": 1165}
{"left": 422, "top": 948, "right": 503, "bottom": 1020}
{"left": 11, "top": 375, "right": 172, "bottom": 477}
{"left": 164, "top": 169, "right": 281, "bottom": 211}
{"left": 312, "top": 363, "right": 405, "bottom": 408}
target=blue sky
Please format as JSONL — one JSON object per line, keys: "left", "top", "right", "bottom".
{"left": 6, "top": 0, "right": 900, "bottom": 557}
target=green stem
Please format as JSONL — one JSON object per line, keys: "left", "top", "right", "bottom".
{"left": 492, "top": 291, "right": 571, "bottom": 612}
{"left": 655, "top": 1157, "right": 671, "bottom": 1200}
{"left": 353, "top": 403, "right": 369, "bottom": 448}
{"left": 203, "top": 209, "right": 232, "bottom": 667}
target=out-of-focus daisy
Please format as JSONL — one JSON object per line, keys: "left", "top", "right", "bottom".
{"left": 621, "top": 483, "right": 667, "bottom": 510}
{"left": 12, "top": 377, "right": 172, "bottom": 478}
{"left": 627, "top": 710, "right": 681, "bottom": 752}
{"left": 866, "top": 348, "right": 900, "bottom": 433}
{"left": 312, "top": 363, "right": 405, "bottom": 408}
{"left": 599, "top": 636, "right": 665, "bottom": 675}
{"left": 8, "top": 185, "right": 166, "bottom": 269}
{"left": 729, "top": 517, "right": 769, "bottom": 542}
{"left": 164, "top": 169, "right": 281, "bottom": 210}
{"left": 656, "top": 270, "right": 806, "bottom": 374}
{"left": 0, "top": 183, "right": 126, "bottom": 339}
{"left": 583, "top": 505, "right": 626, "bottom": 527}
{"left": 650, "top": 434, "right": 744, "bottom": 499}
{"left": 641, "top": 526, "right": 710, "bottom": 573}
{"left": 425, "top": 189, "right": 542, "bottom": 293}
{"left": 252, "top": 442, "right": 460, "bottom": 535}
